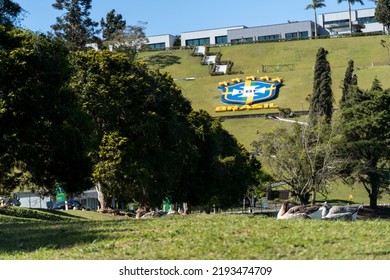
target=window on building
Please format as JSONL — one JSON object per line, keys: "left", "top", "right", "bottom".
{"left": 299, "top": 31, "right": 309, "bottom": 38}
{"left": 258, "top": 34, "right": 280, "bottom": 42}
{"left": 285, "top": 32, "right": 298, "bottom": 40}
{"left": 231, "top": 37, "right": 253, "bottom": 44}
{"left": 215, "top": 35, "right": 228, "bottom": 44}
{"left": 185, "top": 37, "right": 210, "bottom": 46}
{"left": 324, "top": 19, "right": 349, "bottom": 26}
{"left": 148, "top": 42, "right": 166, "bottom": 50}
{"left": 358, "top": 16, "right": 378, "bottom": 25}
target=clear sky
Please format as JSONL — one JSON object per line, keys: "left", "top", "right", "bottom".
{"left": 15, "top": 0, "right": 375, "bottom": 36}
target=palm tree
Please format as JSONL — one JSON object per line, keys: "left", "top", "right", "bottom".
{"left": 306, "top": 0, "right": 327, "bottom": 38}
{"left": 337, "top": 0, "right": 365, "bottom": 34}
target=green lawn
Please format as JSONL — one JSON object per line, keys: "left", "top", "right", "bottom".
{"left": 1, "top": 212, "right": 390, "bottom": 260}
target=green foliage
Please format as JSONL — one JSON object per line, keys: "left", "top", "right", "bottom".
{"left": 340, "top": 59, "right": 357, "bottom": 107}
{"left": 182, "top": 110, "right": 261, "bottom": 209}
{"left": 252, "top": 120, "right": 343, "bottom": 204}
{"left": 0, "top": 28, "right": 92, "bottom": 195}
{"left": 51, "top": 0, "right": 99, "bottom": 51}
{"left": 337, "top": 78, "right": 390, "bottom": 207}
{"left": 375, "top": 0, "right": 390, "bottom": 34}
{"left": 100, "top": 9, "right": 126, "bottom": 41}
{"left": 0, "top": 0, "right": 22, "bottom": 27}
{"left": 309, "top": 47, "right": 334, "bottom": 124}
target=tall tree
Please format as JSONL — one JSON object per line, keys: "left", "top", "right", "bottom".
{"left": 375, "top": 0, "right": 390, "bottom": 34}
{"left": 340, "top": 59, "right": 358, "bottom": 108}
{"left": 0, "top": 0, "right": 22, "bottom": 27}
{"left": 100, "top": 9, "right": 126, "bottom": 41}
{"left": 337, "top": 0, "right": 365, "bottom": 33}
{"left": 180, "top": 110, "right": 260, "bottom": 211}
{"left": 306, "top": 0, "right": 326, "bottom": 37}
{"left": 51, "top": 0, "right": 99, "bottom": 51}
{"left": 309, "top": 47, "right": 334, "bottom": 124}
{"left": 70, "top": 50, "right": 197, "bottom": 209}
{"left": 0, "top": 28, "right": 92, "bottom": 195}
{"left": 337, "top": 79, "right": 390, "bottom": 208}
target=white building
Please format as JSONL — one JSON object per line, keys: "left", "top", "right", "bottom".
{"left": 180, "top": 26, "right": 246, "bottom": 47}
{"left": 228, "top": 21, "right": 328, "bottom": 43}
{"left": 318, "top": 8, "right": 383, "bottom": 35}
{"left": 147, "top": 34, "right": 177, "bottom": 49}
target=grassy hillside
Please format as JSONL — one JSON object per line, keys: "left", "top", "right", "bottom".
{"left": 139, "top": 36, "right": 390, "bottom": 149}
{"left": 139, "top": 35, "right": 390, "bottom": 118}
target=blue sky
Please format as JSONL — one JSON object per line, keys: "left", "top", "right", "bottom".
{"left": 16, "top": 0, "right": 375, "bottom": 36}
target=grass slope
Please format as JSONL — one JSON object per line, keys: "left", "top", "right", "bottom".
{"left": 1, "top": 214, "right": 390, "bottom": 260}
{"left": 139, "top": 35, "right": 390, "bottom": 116}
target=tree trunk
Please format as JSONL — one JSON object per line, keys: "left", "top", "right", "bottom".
{"left": 96, "top": 182, "right": 106, "bottom": 211}
{"left": 369, "top": 175, "right": 380, "bottom": 209}
{"left": 182, "top": 202, "right": 191, "bottom": 215}
{"left": 348, "top": 3, "right": 352, "bottom": 34}
{"left": 314, "top": 9, "right": 318, "bottom": 38}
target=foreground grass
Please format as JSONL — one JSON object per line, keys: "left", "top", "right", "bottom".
{"left": 1, "top": 213, "right": 390, "bottom": 260}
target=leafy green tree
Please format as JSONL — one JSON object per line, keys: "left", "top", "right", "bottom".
{"left": 0, "top": 27, "right": 92, "bottom": 195}
{"left": 179, "top": 110, "right": 260, "bottom": 211}
{"left": 375, "top": 0, "right": 390, "bottom": 34}
{"left": 305, "top": 0, "right": 326, "bottom": 37}
{"left": 100, "top": 9, "right": 126, "bottom": 41}
{"left": 70, "top": 50, "right": 197, "bottom": 209}
{"left": 252, "top": 120, "right": 342, "bottom": 205}
{"left": 51, "top": 0, "right": 99, "bottom": 51}
{"left": 337, "top": 0, "right": 365, "bottom": 33}
{"left": 0, "top": 0, "right": 22, "bottom": 27}
{"left": 309, "top": 47, "right": 334, "bottom": 124}
{"left": 337, "top": 79, "right": 390, "bottom": 208}
{"left": 340, "top": 59, "right": 358, "bottom": 108}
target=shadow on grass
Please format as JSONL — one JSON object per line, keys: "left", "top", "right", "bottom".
{"left": 144, "top": 54, "right": 181, "bottom": 69}
{"left": 36, "top": 209, "right": 88, "bottom": 219}
{"left": 0, "top": 220, "right": 113, "bottom": 255}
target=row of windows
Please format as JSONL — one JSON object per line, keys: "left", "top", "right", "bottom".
{"left": 186, "top": 36, "right": 228, "bottom": 46}
{"left": 324, "top": 19, "right": 349, "bottom": 26}
{"left": 285, "top": 31, "right": 309, "bottom": 39}
{"left": 325, "top": 16, "right": 378, "bottom": 26}
{"left": 230, "top": 31, "right": 309, "bottom": 44}
{"left": 358, "top": 16, "right": 378, "bottom": 25}
{"left": 186, "top": 37, "right": 210, "bottom": 46}
{"left": 148, "top": 42, "right": 166, "bottom": 49}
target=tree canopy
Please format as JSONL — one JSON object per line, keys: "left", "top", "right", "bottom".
{"left": 0, "top": 0, "right": 22, "bottom": 27}
{"left": 0, "top": 27, "right": 92, "bottom": 195}
{"left": 51, "top": 0, "right": 99, "bottom": 51}
{"left": 309, "top": 47, "right": 334, "bottom": 124}
{"left": 337, "top": 78, "right": 390, "bottom": 208}
{"left": 375, "top": 0, "right": 390, "bottom": 34}
{"left": 100, "top": 9, "right": 126, "bottom": 41}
